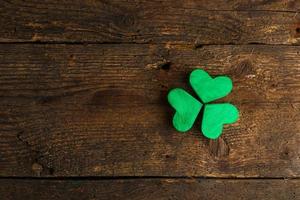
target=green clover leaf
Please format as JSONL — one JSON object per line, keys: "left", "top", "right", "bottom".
{"left": 167, "top": 88, "right": 203, "bottom": 132}
{"left": 168, "top": 69, "right": 239, "bottom": 139}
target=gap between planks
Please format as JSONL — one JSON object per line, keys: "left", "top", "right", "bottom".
{"left": 1, "top": 42, "right": 300, "bottom": 47}
{"left": 1, "top": 176, "right": 300, "bottom": 180}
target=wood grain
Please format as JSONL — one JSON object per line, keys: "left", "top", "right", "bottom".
{"left": 1, "top": 0, "right": 300, "bottom": 44}
{"left": 0, "top": 179, "right": 299, "bottom": 200}
{"left": 0, "top": 44, "right": 299, "bottom": 177}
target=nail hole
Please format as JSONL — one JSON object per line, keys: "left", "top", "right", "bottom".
{"left": 160, "top": 62, "right": 171, "bottom": 71}
{"left": 195, "top": 44, "right": 203, "bottom": 49}
{"left": 296, "top": 27, "right": 300, "bottom": 33}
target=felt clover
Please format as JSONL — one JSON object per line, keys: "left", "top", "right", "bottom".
{"left": 167, "top": 69, "right": 239, "bottom": 139}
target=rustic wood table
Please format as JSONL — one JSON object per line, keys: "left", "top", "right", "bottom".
{"left": 0, "top": 0, "right": 300, "bottom": 199}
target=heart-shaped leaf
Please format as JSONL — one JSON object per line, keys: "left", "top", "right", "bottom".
{"left": 168, "top": 88, "right": 203, "bottom": 132}
{"left": 201, "top": 103, "right": 239, "bottom": 139}
{"left": 189, "top": 69, "right": 232, "bottom": 103}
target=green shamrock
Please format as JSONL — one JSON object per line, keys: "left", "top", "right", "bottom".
{"left": 167, "top": 69, "right": 239, "bottom": 139}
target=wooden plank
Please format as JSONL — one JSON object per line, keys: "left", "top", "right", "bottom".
{"left": 0, "top": 179, "right": 299, "bottom": 200}
{"left": 1, "top": 1, "right": 300, "bottom": 44}
{"left": 0, "top": 44, "right": 299, "bottom": 177}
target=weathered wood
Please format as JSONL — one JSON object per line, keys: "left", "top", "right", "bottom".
{"left": 0, "top": 44, "right": 299, "bottom": 177}
{"left": 1, "top": 0, "right": 300, "bottom": 44}
{"left": 0, "top": 179, "right": 299, "bottom": 200}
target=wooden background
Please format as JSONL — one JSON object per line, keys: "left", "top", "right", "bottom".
{"left": 0, "top": 0, "right": 300, "bottom": 199}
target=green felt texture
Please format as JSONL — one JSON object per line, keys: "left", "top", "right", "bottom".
{"left": 189, "top": 69, "right": 233, "bottom": 103}
{"left": 168, "top": 88, "right": 203, "bottom": 132}
{"left": 201, "top": 103, "right": 239, "bottom": 139}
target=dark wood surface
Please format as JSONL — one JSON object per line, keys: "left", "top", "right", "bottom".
{"left": 1, "top": 0, "right": 300, "bottom": 45}
{"left": 0, "top": 179, "right": 299, "bottom": 200}
{"left": 0, "top": 0, "right": 300, "bottom": 199}
{"left": 0, "top": 44, "right": 300, "bottom": 177}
